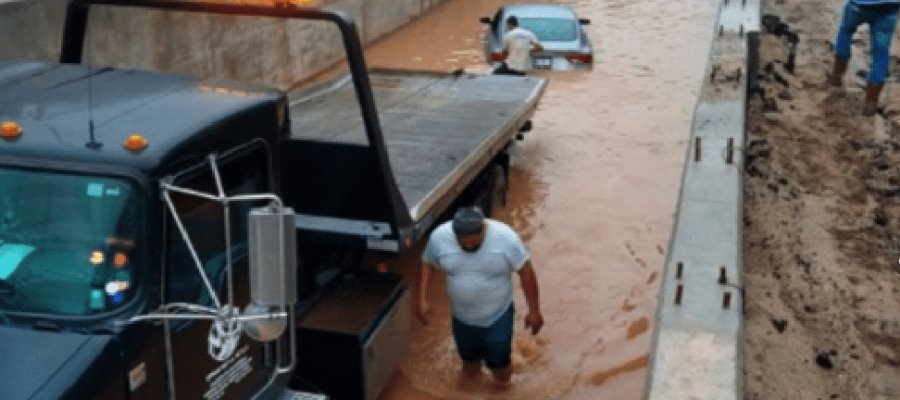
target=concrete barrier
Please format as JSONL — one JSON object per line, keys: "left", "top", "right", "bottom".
{"left": 0, "top": 0, "right": 446, "bottom": 89}
{"left": 0, "top": 0, "right": 66, "bottom": 63}
{"left": 644, "top": 0, "right": 760, "bottom": 399}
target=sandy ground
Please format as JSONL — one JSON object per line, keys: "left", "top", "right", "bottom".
{"left": 743, "top": 1, "right": 900, "bottom": 399}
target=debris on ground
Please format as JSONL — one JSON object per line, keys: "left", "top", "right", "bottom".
{"left": 743, "top": 1, "right": 900, "bottom": 399}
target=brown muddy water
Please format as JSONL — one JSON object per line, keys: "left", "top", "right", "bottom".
{"left": 357, "top": 0, "right": 721, "bottom": 398}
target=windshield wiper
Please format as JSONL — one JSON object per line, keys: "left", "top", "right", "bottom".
{"left": 80, "top": 321, "right": 121, "bottom": 335}
{"left": 33, "top": 320, "right": 62, "bottom": 332}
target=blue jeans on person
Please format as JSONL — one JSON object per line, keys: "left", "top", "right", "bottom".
{"left": 835, "top": 1, "right": 899, "bottom": 85}
{"left": 451, "top": 303, "right": 514, "bottom": 369}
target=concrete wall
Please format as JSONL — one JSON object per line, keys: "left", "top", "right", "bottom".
{"left": 0, "top": 0, "right": 446, "bottom": 89}
{"left": 0, "top": 0, "right": 66, "bottom": 63}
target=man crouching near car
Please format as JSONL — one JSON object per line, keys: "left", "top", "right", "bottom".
{"left": 494, "top": 16, "right": 544, "bottom": 76}
{"left": 417, "top": 206, "right": 544, "bottom": 384}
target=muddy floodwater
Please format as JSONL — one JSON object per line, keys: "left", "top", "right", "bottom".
{"left": 357, "top": 0, "right": 721, "bottom": 398}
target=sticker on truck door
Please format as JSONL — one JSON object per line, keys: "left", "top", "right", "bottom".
{"left": 203, "top": 345, "right": 253, "bottom": 400}
{"left": 129, "top": 362, "right": 148, "bottom": 392}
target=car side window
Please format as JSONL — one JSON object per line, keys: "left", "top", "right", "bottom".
{"left": 165, "top": 145, "right": 271, "bottom": 307}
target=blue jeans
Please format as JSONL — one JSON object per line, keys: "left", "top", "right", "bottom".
{"left": 451, "top": 304, "right": 514, "bottom": 369}
{"left": 835, "top": 1, "right": 899, "bottom": 85}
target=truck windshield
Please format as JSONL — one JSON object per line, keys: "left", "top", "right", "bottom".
{"left": 0, "top": 167, "right": 142, "bottom": 316}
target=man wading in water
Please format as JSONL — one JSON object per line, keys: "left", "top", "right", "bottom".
{"left": 417, "top": 207, "right": 544, "bottom": 384}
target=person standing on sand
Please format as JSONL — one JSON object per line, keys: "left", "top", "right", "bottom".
{"left": 417, "top": 207, "right": 544, "bottom": 384}
{"left": 830, "top": 0, "right": 900, "bottom": 116}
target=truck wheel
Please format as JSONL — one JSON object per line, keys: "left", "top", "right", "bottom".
{"left": 480, "top": 164, "right": 507, "bottom": 217}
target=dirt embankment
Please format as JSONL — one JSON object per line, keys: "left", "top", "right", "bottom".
{"left": 743, "top": 1, "right": 900, "bottom": 399}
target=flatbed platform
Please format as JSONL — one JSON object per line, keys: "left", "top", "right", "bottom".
{"left": 288, "top": 70, "right": 547, "bottom": 222}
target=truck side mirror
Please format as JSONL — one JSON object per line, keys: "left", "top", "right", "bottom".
{"left": 480, "top": 17, "right": 491, "bottom": 24}
{"left": 244, "top": 205, "right": 297, "bottom": 342}
{"left": 579, "top": 18, "right": 591, "bottom": 25}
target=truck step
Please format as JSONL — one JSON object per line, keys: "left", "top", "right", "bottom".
{"left": 277, "top": 389, "right": 328, "bottom": 400}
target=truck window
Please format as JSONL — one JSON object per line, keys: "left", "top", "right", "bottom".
{"left": 0, "top": 167, "right": 142, "bottom": 316}
{"left": 165, "top": 146, "right": 271, "bottom": 307}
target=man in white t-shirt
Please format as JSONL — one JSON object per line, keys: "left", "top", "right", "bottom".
{"left": 495, "top": 15, "right": 544, "bottom": 76}
{"left": 418, "top": 207, "right": 544, "bottom": 384}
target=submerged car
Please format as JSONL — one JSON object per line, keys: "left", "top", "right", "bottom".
{"left": 480, "top": 4, "right": 593, "bottom": 71}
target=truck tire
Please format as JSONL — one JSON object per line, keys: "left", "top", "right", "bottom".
{"left": 480, "top": 164, "right": 507, "bottom": 217}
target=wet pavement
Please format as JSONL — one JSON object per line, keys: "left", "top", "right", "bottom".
{"left": 359, "top": 0, "right": 721, "bottom": 398}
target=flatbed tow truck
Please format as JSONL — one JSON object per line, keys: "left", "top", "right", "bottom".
{"left": 0, "top": 1, "right": 546, "bottom": 399}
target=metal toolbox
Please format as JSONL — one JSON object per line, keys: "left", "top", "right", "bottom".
{"left": 292, "top": 271, "right": 409, "bottom": 400}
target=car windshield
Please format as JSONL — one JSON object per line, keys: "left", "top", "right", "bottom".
{"left": 0, "top": 167, "right": 142, "bottom": 317}
{"left": 519, "top": 17, "right": 577, "bottom": 42}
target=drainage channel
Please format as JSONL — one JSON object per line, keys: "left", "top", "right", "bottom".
{"left": 644, "top": 0, "right": 760, "bottom": 399}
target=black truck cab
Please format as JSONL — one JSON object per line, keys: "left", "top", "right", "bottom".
{"left": 0, "top": 61, "right": 290, "bottom": 399}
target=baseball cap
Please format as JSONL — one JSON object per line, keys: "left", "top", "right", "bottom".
{"left": 452, "top": 207, "right": 485, "bottom": 235}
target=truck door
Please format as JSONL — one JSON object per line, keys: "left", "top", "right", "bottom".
{"left": 162, "top": 144, "right": 275, "bottom": 399}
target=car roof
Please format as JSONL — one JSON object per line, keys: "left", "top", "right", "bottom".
{"left": 503, "top": 4, "right": 578, "bottom": 20}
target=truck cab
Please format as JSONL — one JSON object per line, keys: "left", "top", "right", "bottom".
{"left": 0, "top": 60, "right": 291, "bottom": 399}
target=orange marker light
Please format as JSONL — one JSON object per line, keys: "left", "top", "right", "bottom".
{"left": 124, "top": 134, "right": 148, "bottom": 152}
{"left": 113, "top": 252, "right": 128, "bottom": 268}
{"left": 1, "top": 121, "right": 22, "bottom": 140}
{"left": 90, "top": 250, "right": 105, "bottom": 266}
